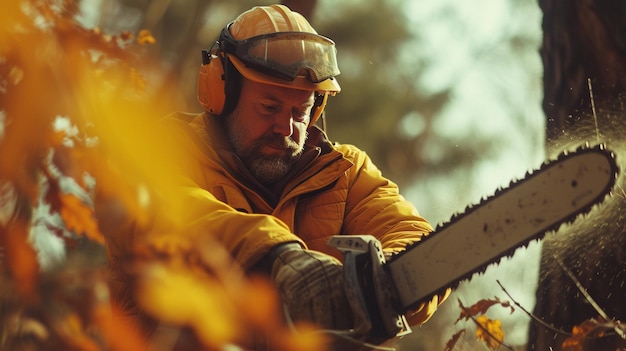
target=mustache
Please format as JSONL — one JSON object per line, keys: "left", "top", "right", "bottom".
{"left": 256, "top": 134, "right": 300, "bottom": 150}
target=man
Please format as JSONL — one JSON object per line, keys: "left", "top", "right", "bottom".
{"left": 108, "top": 4, "right": 448, "bottom": 350}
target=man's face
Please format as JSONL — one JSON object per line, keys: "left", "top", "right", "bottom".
{"left": 225, "top": 78, "right": 315, "bottom": 184}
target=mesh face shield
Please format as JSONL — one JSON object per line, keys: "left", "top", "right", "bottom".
{"left": 220, "top": 25, "right": 340, "bottom": 84}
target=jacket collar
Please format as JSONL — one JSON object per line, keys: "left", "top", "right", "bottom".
{"left": 195, "top": 112, "right": 352, "bottom": 203}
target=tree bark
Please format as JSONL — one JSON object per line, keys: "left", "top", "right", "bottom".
{"left": 540, "top": 0, "right": 626, "bottom": 142}
{"left": 530, "top": 1, "right": 626, "bottom": 350}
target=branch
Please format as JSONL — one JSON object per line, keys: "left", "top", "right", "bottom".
{"left": 553, "top": 255, "right": 610, "bottom": 321}
{"left": 458, "top": 298, "right": 513, "bottom": 351}
{"left": 496, "top": 280, "right": 571, "bottom": 337}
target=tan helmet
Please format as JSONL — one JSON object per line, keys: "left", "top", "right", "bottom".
{"left": 197, "top": 4, "right": 340, "bottom": 123}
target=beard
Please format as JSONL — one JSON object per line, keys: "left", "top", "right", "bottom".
{"left": 226, "top": 122, "right": 306, "bottom": 185}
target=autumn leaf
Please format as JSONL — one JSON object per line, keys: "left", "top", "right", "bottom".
{"left": 1, "top": 1, "right": 194, "bottom": 350}
{"left": 92, "top": 298, "right": 147, "bottom": 351}
{"left": 58, "top": 193, "right": 104, "bottom": 244}
{"left": 0, "top": 2, "right": 26, "bottom": 40}
{"left": 475, "top": 315, "right": 504, "bottom": 350}
{"left": 456, "top": 297, "right": 514, "bottom": 323}
{"left": 0, "top": 219, "right": 39, "bottom": 300}
{"left": 444, "top": 329, "right": 466, "bottom": 351}
{"left": 560, "top": 319, "right": 596, "bottom": 351}
{"left": 560, "top": 317, "right": 626, "bottom": 351}
{"left": 137, "top": 29, "right": 156, "bottom": 45}
{"left": 238, "top": 276, "right": 283, "bottom": 329}
{"left": 117, "top": 30, "right": 134, "bottom": 45}
{"left": 48, "top": 310, "right": 101, "bottom": 351}
{"left": 135, "top": 260, "right": 241, "bottom": 349}
{"left": 0, "top": 2, "right": 329, "bottom": 351}
{"left": 278, "top": 323, "right": 327, "bottom": 351}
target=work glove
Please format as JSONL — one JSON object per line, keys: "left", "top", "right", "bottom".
{"left": 268, "top": 243, "right": 354, "bottom": 331}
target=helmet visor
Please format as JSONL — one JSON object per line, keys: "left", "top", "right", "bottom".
{"left": 221, "top": 27, "right": 340, "bottom": 83}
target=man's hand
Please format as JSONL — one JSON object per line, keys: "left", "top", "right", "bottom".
{"left": 270, "top": 245, "right": 354, "bottom": 331}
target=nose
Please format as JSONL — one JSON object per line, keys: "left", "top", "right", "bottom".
{"left": 272, "top": 113, "right": 294, "bottom": 137}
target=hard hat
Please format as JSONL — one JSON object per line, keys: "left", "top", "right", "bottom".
{"left": 197, "top": 4, "right": 340, "bottom": 123}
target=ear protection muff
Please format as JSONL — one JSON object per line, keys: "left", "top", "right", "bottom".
{"left": 197, "top": 49, "right": 225, "bottom": 115}
{"left": 197, "top": 48, "right": 242, "bottom": 117}
{"left": 199, "top": 47, "right": 329, "bottom": 123}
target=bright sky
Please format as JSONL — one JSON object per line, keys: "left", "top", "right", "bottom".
{"left": 400, "top": 0, "right": 545, "bottom": 214}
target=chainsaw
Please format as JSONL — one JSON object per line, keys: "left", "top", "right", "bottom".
{"left": 327, "top": 143, "right": 618, "bottom": 343}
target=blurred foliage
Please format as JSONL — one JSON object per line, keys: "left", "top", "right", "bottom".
{"left": 0, "top": 1, "right": 327, "bottom": 350}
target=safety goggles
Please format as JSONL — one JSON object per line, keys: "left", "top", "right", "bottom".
{"left": 220, "top": 25, "right": 340, "bottom": 83}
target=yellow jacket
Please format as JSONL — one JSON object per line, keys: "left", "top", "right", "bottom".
{"left": 104, "top": 111, "right": 446, "bottom": 338}
{"left": 163, "top": 112, "right": 434, "bottom": 268}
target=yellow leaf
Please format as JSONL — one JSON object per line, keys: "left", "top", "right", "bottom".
{"left": 135, "top": 261, "right": 240, "bottom": 349}
{"left": 137, "top": 29, "right": 156, "bottom": 45}
{"left": 475, "top": 315, "right": 504, "bottom": 350}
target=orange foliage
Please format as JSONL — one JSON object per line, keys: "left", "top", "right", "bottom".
{"left": 136, "top": 259, "right": 242, "bottom": 347}
{"left": 0, "top": 2, "right": 330, "bottom": 350}
{"left": 561, "top": 317, "right": 626, "bottom": 351}
{"left": 0, "top": 0, "right": 286, "bottom": 350}
{"left": 0, "top": 0, "right": 156, "bottom": 300}
{"left": 58, "top": 193, "right": 103, "bottom": 245}
{"left": 446, "top": 297, "right": 515, "bottom": 350}
{"left": 561, "top": 319, "right": 597, "bottom": 351}
{"left": 0, "top": 219, "right": 39, "bottom": 300}
{"left": 92, "top": 302, "right": 148, "bottom": 351}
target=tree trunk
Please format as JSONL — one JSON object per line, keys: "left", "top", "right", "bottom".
{"left": 530, "top": 1, "right": 626, "bottom": 350}
{"left": 540, "top": 0, "right": 626, "bottom": 143}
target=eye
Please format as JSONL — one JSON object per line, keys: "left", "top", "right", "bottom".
{"left": 292, "top": 108, "right": 309, "bottom": 122}
{"left": 257, "top": 102, "right": 280, "bottom": 115}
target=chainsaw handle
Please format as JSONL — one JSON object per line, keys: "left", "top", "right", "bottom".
{"left": 328, "top": 235, "right": 411, "bottom": 343}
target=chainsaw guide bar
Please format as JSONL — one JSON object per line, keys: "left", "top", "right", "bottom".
{"left": 387, "top": 143, "right": 618, "bottom": 311}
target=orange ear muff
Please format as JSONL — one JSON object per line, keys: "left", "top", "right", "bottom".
{"left": 197, "top": 49, "right": 226, "bottom": 115}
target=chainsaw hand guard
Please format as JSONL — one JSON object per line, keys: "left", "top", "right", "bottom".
{"left": 328, "top": 235, "right": 411, "bottom": 344}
